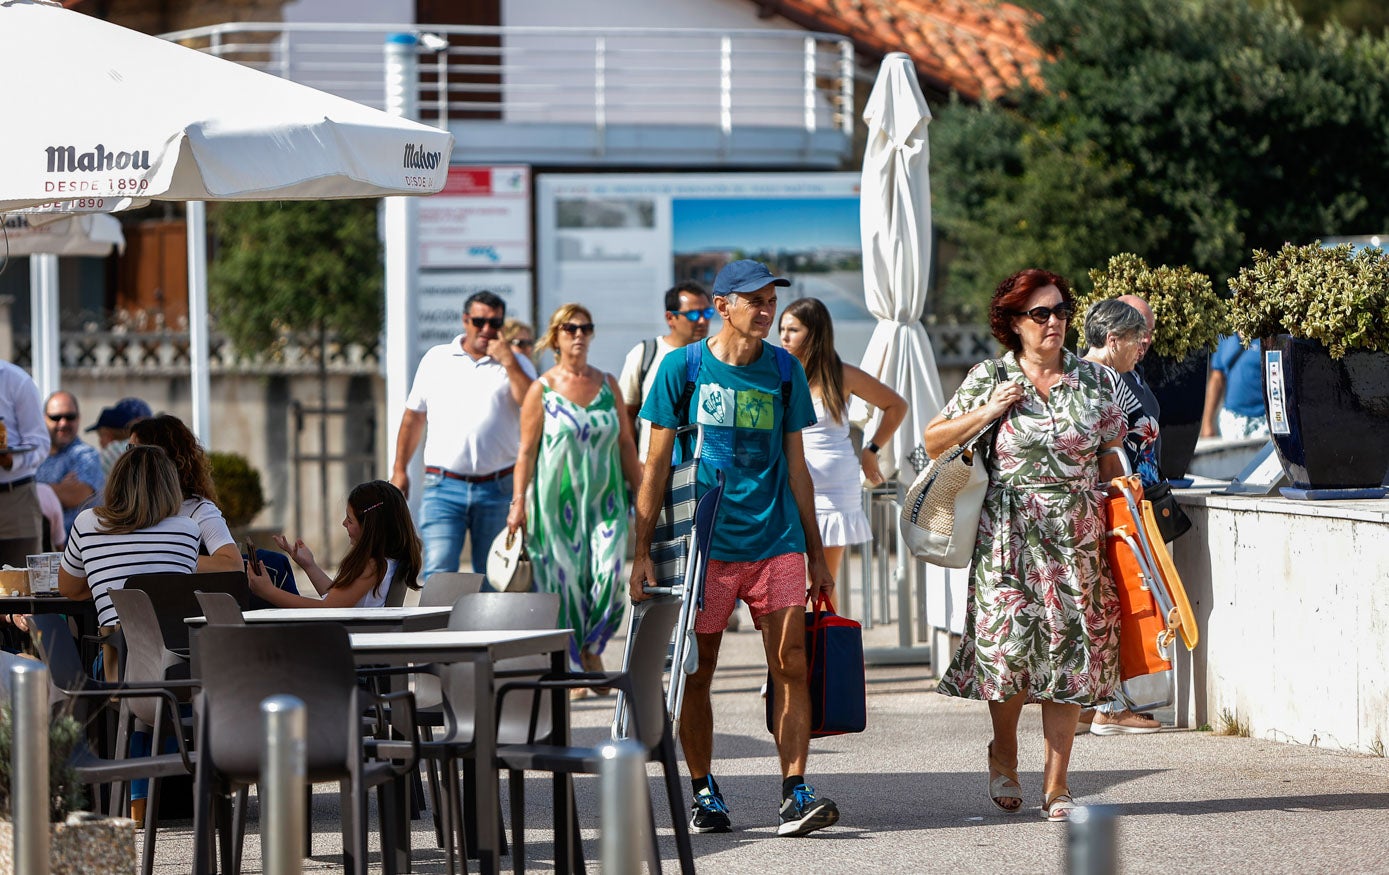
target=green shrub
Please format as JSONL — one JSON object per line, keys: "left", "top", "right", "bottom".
{"left": 0, "top": 704, "right": 87, "bottom": 821}
{"left": 1078, "top": 253, "right": 1227, "bottom": 361}
{"left": 209, "top": 451, "right": 267, "bottom": 529}
{"left": 1226, "top": 242, "right": 1389, "bottom": 358}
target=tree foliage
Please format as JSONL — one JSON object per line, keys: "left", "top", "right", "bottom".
{"left": 208, "top": 200, "right": 382, "bottom": 354}
{"left": 931, "top": 0, "right": 1389, "bottom": 319}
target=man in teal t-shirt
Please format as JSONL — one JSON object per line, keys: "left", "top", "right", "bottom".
{"left": 632, "top": 259, "right": 840, "bottom": 838}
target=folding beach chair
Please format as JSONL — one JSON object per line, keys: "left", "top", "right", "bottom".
{"left": 613, "top": 424, "right": 725, "bottom": 740}
{"left": 1101, "top": 448, "right": 1200, "bottom": 712}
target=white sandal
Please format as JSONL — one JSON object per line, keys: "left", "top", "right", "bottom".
{"left": 1041, "top": 791, "right": 1076, "bottom": 822}
{"left": 987, "top": 742, "right": 1022, "bottom": 813}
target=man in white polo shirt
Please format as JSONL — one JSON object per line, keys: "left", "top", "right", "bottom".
{"left": 391, "top": 291, "right": 536, "bottom": 581}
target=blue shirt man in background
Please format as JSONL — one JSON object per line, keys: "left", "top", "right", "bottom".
{"left": 36, "top": 390, "right": 104, "bottom": 537}
{"left": 631, "top": 259, "right": 840, "bottom": 839}
{"left": 1202, "top": 335, "right": 1268, "bottom": 439}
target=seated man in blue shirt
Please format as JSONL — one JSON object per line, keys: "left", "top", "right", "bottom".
{"left": 36, "top": 391, "right": 104, "bottom": 538}
{"left": 631, "top": 260, "right": 840, "bottom": 838}
{"left": 1201, "top": 335, "right": 1268, "bottom": 439}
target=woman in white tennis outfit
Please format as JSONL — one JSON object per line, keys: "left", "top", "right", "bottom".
{"left": 779, "top": 298, "right": 907, "bottom": 609}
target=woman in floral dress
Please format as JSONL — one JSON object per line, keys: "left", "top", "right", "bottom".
{"left": 508, "top": 303, "right": 642, "bottom": 692}
{"left": 925, "top": 269, "right": 1127, "bottom": 822}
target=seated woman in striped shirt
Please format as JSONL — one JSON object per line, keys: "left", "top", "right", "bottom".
{"left": 58, "top": 444, "right": 200, "bottom": 677}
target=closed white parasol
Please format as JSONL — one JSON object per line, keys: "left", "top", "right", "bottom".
{"left": 852, "top": 52, "right": 945, "bottom": 482}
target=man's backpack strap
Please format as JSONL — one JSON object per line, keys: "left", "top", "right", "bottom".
{"left": 636, "top": 338, "right": 658, "bottom": 390}
{"left": 673, "top": 340, "right": 703, "bottom": 425}
{"left": 772, "top": 344, "right": 794, "bottom": 413}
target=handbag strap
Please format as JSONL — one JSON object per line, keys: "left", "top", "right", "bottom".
{"left": 968, "top": 359, "right": 1010, "bottom": 460}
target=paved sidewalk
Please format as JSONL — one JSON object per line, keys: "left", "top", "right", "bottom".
{"left": 149, "top": 608, "right": 1389, "bottom": 873}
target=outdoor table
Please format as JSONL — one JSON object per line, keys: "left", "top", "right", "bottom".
{"left": 347, "top": 629, "right": 575, "bottom": 875}
{"left": 185, "top": 605, "right": 452, "bottom": 632}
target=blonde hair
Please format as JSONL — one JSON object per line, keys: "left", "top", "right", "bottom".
{"left": 538, "top": 303, "right": 593, "bottom": 352}
{"left": 94, "top": 445, "right": 184, "bottom": 534}
{"left": 502, "top": 318, "right": 534, "bottom": 343}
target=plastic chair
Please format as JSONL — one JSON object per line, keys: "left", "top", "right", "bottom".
{"left": 192, "top": 622, "right": 418, "bottom": 875}
{"left": 194, "top": 591, "right": 245, "bottom": 626}
{"left": 100, "top": 589, "right": 204, "bottom": 875}
{"left": 125, "top": 571, "right": 250, "bottom": 654}
{"left": 367, "top": 592, "right": 559, "bottom": 874}
{"left": 494, "top": 597, "right": 693, "bottom": 874}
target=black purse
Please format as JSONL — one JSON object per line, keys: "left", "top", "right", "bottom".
{"left": 1143, "top": 480, "right": 1192, "bottom": 543}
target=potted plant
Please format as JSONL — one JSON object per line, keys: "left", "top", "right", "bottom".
{"left": 1078, "top": 253, "right": 1228, "bottom": 478}
{"left": 0, "top": 706, "right": 135, "bottom": 874}
{"left": 209, "top": 450, "right": 267, "bottom": 533}
{"left": 1226, "top": 241, "right": 1389, "bottom": 493}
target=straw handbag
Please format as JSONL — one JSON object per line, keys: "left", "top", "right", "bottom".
{"left": 900, "top": 361, "right": 1006, "bottom": 568}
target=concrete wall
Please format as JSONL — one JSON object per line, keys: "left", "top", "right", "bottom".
{"left": 1172, "top": 494, "right": 1389, "bottom": 754}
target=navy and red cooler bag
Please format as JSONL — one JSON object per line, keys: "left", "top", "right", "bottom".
{"left": 765, "top": 595, "right": 867, "bottom": 738}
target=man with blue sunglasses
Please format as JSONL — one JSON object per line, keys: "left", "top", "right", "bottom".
{"left": 617, "top": 280, "right": 715, "bottom": 462}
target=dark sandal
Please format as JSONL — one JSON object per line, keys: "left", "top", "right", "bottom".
{"left": 987, "top": 741, "right": 1022, "bottom": 813}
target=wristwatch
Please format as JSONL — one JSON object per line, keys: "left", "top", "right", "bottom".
{"left": 866, "top": 441, "right": 881, "bottom": 455}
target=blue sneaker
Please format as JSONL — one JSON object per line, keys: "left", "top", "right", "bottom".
{"left": 777, "top": 784, "right": 838, "bottom": 837}
{"left": 689, "top": 785, "right": 732, "bottom": 833}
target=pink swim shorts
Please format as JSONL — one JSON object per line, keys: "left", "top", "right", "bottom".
{"left": 695, "top": 552, "right": 807, "bottom": 634}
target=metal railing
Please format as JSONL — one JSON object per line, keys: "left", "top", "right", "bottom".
{"left": 159, "top": 22, "right": 855, "bottom": 137}
{"left": 9, "top": 330, "right": 380, "bottom": 376}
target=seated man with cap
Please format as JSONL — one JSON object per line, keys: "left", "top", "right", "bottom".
{"left": 90, "top": 397, "right": 153, "bottom": 477}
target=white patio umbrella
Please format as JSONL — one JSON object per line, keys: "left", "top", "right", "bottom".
{"left": 0, "top": 0, "right": 453, "bottom": 438}
{"left": 2, "top": 214, "right": 125, "bottom": 258}
{"left": 852, "top": 52, "right": 944, "bottom": 482}
{"left": 0, "top": 0, "right": 452, "bottom": 211}
{"left": 1, "top": 214, "right": 125, "bottom": 400}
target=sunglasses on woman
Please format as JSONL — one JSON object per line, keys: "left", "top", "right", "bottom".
{"left": 1015, "top": 302, "right": 1076, "bottom": 324}
{"left": 559, "top": 322, "right": 595, "bottom": 336}
{"left": 469, "top": 316, "right": 505, "bottom": 330}
{"left": 671, "top": 307, "right": 717, "bottom": 322}
{"left": 510, "top": 338, "right": 535, "bottom": 350}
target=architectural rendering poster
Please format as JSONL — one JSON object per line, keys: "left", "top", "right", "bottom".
{"left": 536, "top": 173, "right": 869, "bottom": 374}
{"left": 415, "top": 270, "right": 533, "bottom": 353}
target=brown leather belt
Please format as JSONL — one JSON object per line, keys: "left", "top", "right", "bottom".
{"left": 425, "top": 465, "right": 515, "bottom": 484}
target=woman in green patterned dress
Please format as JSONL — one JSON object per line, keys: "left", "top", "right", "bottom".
{"left": 924, "top": 269, "right": 1127, "bottom": 822}
{"left": 508, "top": 303, "right": 642, "bottom": 692}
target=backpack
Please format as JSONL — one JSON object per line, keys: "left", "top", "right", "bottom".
{"left": 636, "top": 338, "right": 659, "bottom": 392}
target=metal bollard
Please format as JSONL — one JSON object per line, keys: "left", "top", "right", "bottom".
{"left": 260, "top": 695, "right": 307, "bottom": 875}
{"left": 11, "top": 662, "right": 50, "bottom": 875}
{"left": 1066, "top": 804, "right": 1118, "bottom": 875}
{"left": 599, "top": 739, "right": 652, "bottom": 873}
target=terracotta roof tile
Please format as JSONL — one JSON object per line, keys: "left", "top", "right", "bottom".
{"left": 760, "top": 0, "right": 1042, "bottom": 102}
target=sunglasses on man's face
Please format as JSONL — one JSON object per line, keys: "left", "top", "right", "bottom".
{"left": 1015, "top": 302, "right": 1076, "bottom": 324}
{"left": 47, "top": 412, "right": 78, "bottom": 423}
{"left": 469, "top": 316, "right": 505, "bottom": 330}
{"left": 671, "top": 307, "right": 716, "bottom": 322}
{"left": 559, "top": 323, "right": 595, "bottom": 336}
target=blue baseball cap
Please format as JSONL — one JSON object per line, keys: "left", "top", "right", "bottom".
{"left": 87, "top": 397, "right": 152, "bottom": 432}
{"left": 711, "top": 260, "right": 791, "bottom": 297}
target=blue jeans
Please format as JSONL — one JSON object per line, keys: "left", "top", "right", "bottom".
{"left": 420, "top": 471, "right": 513, "bottom": 583}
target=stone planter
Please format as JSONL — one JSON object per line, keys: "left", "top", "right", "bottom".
{"left": 1263, "top": 334, "right": 1389, "bottom": 490}
{"left": 0, "top": 813, "right": 136, "bottom": 875}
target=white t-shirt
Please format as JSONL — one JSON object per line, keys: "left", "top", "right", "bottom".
{"left": 404, "top": 335, "right": 536, "bottom": 476}
{"left": 617, "top": 336, "right": 679, "bottom": 462}
{"left": 181, "top": 497, "right": 236, "bottom": 557}
{"left": 61, "top": 510, "right": 201, "bottom": 626}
